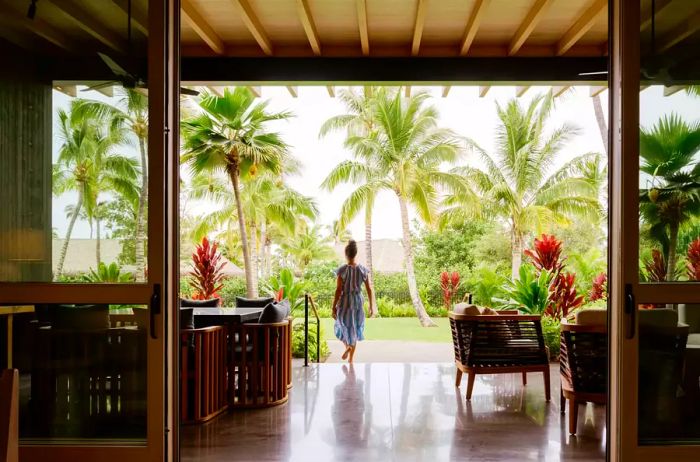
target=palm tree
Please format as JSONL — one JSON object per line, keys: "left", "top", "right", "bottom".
{"left": 74, "top": 89, "right": 149, "bottom": 280}
{"left": 639, "top": 114, "right": 700, "bottom": 280}
{"left": 53, "top": 102, "right": 138, "bottom": 276}
{"left": 279, "top": 223, "right": 335, "bottom": 273}
{"left": 337, "top": 89, "right": 465, "bottom": 326}
{"left": 320, "top": 87, "right": 381, "bottom": 316}
{"left": 446, "top": 92, "right": 601, "bottom": 280}
{"left": 329, "top": 220, "right": 352, "bottom": 244}
{"left": 182, "top": 88, "right": 293, "bottom": 298}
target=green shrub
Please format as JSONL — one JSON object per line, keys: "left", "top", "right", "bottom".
{"left": 291, "top": 320, "right": 329, "bottom": 361}
{"left": 215, "top": 277, "right": 248, "bottom": 306}
{"left": 541, "top": 316, "right": 561, "bottom": 360}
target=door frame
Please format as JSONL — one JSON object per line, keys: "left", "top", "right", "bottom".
{"left": 0, "top": 0, "right": 179, "bottom": 460}
{"left": 610, "top": 0, "right": 700, "bottom": 460}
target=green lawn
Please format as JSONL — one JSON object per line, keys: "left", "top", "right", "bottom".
{"left": 319, "top": 317, "right": 451, "bottom": 343}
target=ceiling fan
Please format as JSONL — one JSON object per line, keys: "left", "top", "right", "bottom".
{"left": 82, "top": 0, "right": 198, "bottom": 96}
{"left": 577, "top": 0, "right": 675, "bottom": 82}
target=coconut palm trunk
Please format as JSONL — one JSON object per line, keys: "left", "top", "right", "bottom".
{"left": 96, "top": 216, "right": 101, "bottom": 267}
{"left": 250, "top": 221, "right": 260, "bottom": 294}
{"left": 365, "top": 210, "right": 378, "bottom": 317}
{"left": 592, "top": 94, "right": 608, "bottom": 155}
{"left": 134, "top": 136, "right": 147, "bottom": 281}
{"left": 397, "top": 194, "right": 435, "bottom": 327}
{"left": 667, "top": 222, "right": 680, "bottom": 281}
{"left": 511, "top": 228, "right": 524, "bottom": 280}
{"left": 56, "top": 190, "right": 83, "bottom": 277}
{"left": 228, "top": 165, "right": 257, "bottom": 298}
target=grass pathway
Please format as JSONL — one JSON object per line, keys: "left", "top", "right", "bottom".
{"left": 319, "top": 317, "right": 451, "bottom": 343}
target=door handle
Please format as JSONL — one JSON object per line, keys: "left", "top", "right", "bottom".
{"left": 150, "top": 283, "right": 161, "bottom": 340}
{"left": 624, "top": 283, "right": 636, "bottom": 339}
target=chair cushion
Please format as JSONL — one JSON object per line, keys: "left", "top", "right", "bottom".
{"left": 236, "top": 296, "right": 274, "bottom": 308}
{"left": 575, "top": 309, "right": 607, "bottom": 326}
{"left": 276, "top": 299, "right": 291, "bottom": 317}
{"left": 258, "top": 302, "right": 288, "bottom": 324}
{"left": 51, "top": 304, "right": 109, "bottom": 330}
{"left": 180, "top": 298, "right": 220, "bottom": 308}
{"left": 639, "top": 308, "right": 678, "bottom": 328}
{"left": 180, "top": 308, "right": 195, "bottom": 330}
{"left": 680, "top": 304, "right": 700, "bottom": 333}
{"left": 688, "top": 333, "right": 700, "bottom": 346}
{"left": 482, "top": 307, "right": 499, "bottom": 315}
{"left": 453, "top": 303, "right": 482, "bottom": 315}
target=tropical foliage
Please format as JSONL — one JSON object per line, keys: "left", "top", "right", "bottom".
{"left": 188, "top": 237, "right": 226, "bottom": 302}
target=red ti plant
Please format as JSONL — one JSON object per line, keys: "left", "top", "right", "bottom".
{"left": 547, "top": 272, "right": 584, "bottom": 318}
{"left": 589, "top": 272, "right": 608, "bottom": 301}
{"left": 687, "top": 238, "right": 700, "bottom": 281}
{"left": 188, "top": 237, "right": 226, "bottom": 303}
{"left": 643, "top": 249, "right": 667, "bottom": 282}
{"left": 440, "top": 271, "right": 461, "bottom": 310}
{"left": 524, "top": 234, "right": 565, "bottom": 274}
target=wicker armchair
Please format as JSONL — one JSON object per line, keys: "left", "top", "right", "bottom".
{"left": 559, "top": 320, "right": 607, "bottom": 435}
{"left": 448, "top": 311, "right": 550, "bottom": 401}
{"left": 180, "top": 325, "right": 228, "bottom": 424}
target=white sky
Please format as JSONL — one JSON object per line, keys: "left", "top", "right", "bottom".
{"left": 52, "top": 85, "right": 700, "bottom": 240}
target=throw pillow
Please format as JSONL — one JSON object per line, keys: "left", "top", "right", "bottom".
{"left": 236, "top": 296, "right": 274, "bottom": 308}
{"left": 180, "top": 308, "right": 195, "bottom": 330}
{"left": 51, "top": 304, "right": 110, "bottom": 330}
{"left": 258, "top": 302, "right": 287, "bottom": 324}
{"left": 453, "top": 303, "right": 482, "bottom": 315}
{"left": 180, "top": 298, "right": 220, "bottom": 308}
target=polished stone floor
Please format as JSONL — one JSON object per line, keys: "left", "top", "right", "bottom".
{"left": 181, "top": 363, "right": 606, "bottom": 462}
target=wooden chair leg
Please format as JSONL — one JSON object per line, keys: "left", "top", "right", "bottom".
{"left": 543, "top": 367, "right": 551, "bottom": 402}
{"left": 569, "top": 400, "right": 579, "bottom": 435}
{"left": 560, "top": 389, "right": 566, "bottom": 414}
{"left": 455, "top": 369, "right": 463, "bottom": 387}
{"left": 521, "top": 372, "right": 527, "bottom": 385}
{"left": 466, "top": 371, "right": 476, "bottom": 401}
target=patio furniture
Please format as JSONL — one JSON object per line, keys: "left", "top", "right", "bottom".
{"left": 236, "top": 297, "right": 274, "bottom": 308}
{"left": 229, "top": 303, "right": 291, "bottom": 408}
{"left": 180, "top": 325, "right": 228, "bottom": 424}
{"left": 448, "top": 309, "right": 550, "bottom": 401}
{"left": 0, "top": 369, "right": 18, "bottom": 462}
{"left": 559, "top": 309, "right": 607, "bottom": 435}
{"left": 0, "top": 306, "right": 34, "bottom": 368}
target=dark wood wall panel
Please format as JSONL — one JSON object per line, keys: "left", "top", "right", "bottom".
{"left": 0, "top": 51, "right": 53, "bottom": 282}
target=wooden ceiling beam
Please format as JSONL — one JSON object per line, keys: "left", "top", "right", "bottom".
{"left": 356, "top": 0, "right": 370, "bottom": 56}
{"left": 479, "top": 86, "right": 490, "bottom": 97}
{"left": 459, "top": 0, "right": 490, "bottom": 56}
{"left": 182, "top": 0, "right": 225, "bottom": 54}
{"left": 327, "top": 86, "right": 335, "bottom": 97}
{"left": 589, "top": 85, "right": 606, "bottom": 97}
{"left": 442, "top": 86, "right": 451, "bottom": 97}
{"left": 247, "top": 86, "right": 261, "bottom": 97}
{"left": 110, "top": 0, "right": 148, "bottom": 36}
{"left": 231, "top": 0, "right": 273, "bottom": 56}
{"left": 296, "top": 0, "right": 321, "bottom": 55}
{"left": 54, "top": 84, "right": 77, "bottom": 97}
{"left": 411, "top": 0, "right": 428, "bottom": 56}
{"left": 508, "top": 0, "right": 555, "bottom": 56}
{"left": 640, "top": 0, "right": 672, "bottom": 32}
{"left": 663, "top": 85, "right": 687, "bottom": 97}
{"left": 49, "top": 0, "right": 127, "bottom": 53}
{"left": 286, "top": 86, "right": 298, "bottom": 97}
{"left": 0, "top": 4, "right": 76, "bottom": 52}
{"left": 206, "top": 86, "right": 223, "bottom": 96}
{"left": 95, "top": 86, "right": 114, "bottom": 97}
{"left": 516, "top": 86, "right": 530, "bottom": 97}
{"left": 552, "top": 85, "right": 570, "bottom": 97}
{"left": 556, "top": 0, "right": 607, "bottom": 56}
{"left": 659, "top": 11, "right": 700, "bottom": 52}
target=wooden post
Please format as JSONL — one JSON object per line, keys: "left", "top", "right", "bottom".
{"left": 0, "top": 369, "right": 18, "bottom": 462}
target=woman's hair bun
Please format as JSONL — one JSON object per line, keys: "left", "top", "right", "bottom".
{"left": 345, "top": 240, "right": 358, "bottom": 259}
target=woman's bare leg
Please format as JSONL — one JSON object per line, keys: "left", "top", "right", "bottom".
{"left": 342, "top": 342, "right": 351, "bottom": 360}
{"left": 348, "top": 345, "right": 356, "bottom": 363}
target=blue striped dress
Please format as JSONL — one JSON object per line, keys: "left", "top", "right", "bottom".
{"left": 334, "top": 264, "right": 369, "bottom": 346}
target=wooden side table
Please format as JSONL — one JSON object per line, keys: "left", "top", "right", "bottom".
{"left": 0, "top": 306, "right": 35, "bottom": 368}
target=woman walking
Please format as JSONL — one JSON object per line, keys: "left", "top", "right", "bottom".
{"left": 332, "top": 240, "right": 374, "bottom": 363}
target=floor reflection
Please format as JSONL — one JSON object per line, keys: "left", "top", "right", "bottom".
{"left": 181, "top": 363, "right": 605, "bottom": 462}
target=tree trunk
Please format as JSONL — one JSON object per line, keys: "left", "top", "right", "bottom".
{"left": 250, "top": 221, "right": 260, "bottom": 296}
{"left": 229, "top": 167, "right": 256, "bottom": 298}
{"left": 511, "top": 229, "right": 524, "bottom": 280}
{"left": 96, "top": 217, "right": 101, "bottom": 267}
{"left": 592, "top": 94, "right": 608, "bottom": 156}
{"left": 56, "top": 190, "right": 83, "bottom": 277}
{"left": 134, "top": 135, "right": 148, "bottom": 281}
{"left": 397, "top": 194, "right": 435, "bottom": 327}
{"left": 667, "top": 222, "right": 679, "bottom": 281}
{"left": 259, "top": 221, "right": 268, "bottom": 279}
{"left": 365, "top": 210, "right": 379, "bottom": 317}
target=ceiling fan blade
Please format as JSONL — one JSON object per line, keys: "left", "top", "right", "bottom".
{"left": 81, "top": 81, "right": 118, "bottom": 92}
{"left": 180, "top": 87, "right": 200, "bottom": 96}
{"left": 98, "top": 52, "right": 131, "bottom": 78}
{"left": 578, "top": 71, "right": 608, "bottom": 76}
